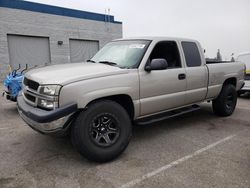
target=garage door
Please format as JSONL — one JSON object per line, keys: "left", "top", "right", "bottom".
{"left": 7, "top": 35, "right": 50, "bottom": 69}
{"left": 69, "top": 39, "right": 99, "bottom": 63}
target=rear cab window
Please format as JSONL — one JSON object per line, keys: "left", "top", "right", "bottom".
{"left": 181, "top": 41, "right": 202, "bottom": 67}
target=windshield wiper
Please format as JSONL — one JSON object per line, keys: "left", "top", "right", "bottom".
{"left": 87, "top": 59, "right": 96, "bottom": 63}
{"left": 98, "top": 61, "right": 118, "bottom": 66}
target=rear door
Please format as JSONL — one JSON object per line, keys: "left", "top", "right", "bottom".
{"left": 181, "top": 41, "right": 208, "bottom": 104}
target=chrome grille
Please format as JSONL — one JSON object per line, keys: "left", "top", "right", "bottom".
{"left": 22, "top": 77, "right": 57, "bottom": 110}
{"left": 24, "top": 93, "right": 36, "bottom": 103}
{"left": 23, "top": 77, "right": 40, "bottom": 106}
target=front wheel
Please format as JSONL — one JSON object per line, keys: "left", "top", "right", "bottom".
{"left": 212, "top": 84, "right": 237, "bottom": 116}
{"left": 71, "top": 100, "right": 132, "bottom": 162}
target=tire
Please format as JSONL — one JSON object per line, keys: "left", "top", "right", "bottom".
{"left": 71, "top": 100, "right": 132, "bottom": 162}
{"left": 212, "top": 84, "right": 237, "bottom": 116}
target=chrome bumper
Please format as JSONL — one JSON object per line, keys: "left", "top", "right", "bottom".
{"left": 17, "top": 95, "right": 77, "bottom": 135}
{"left": 18, "top": 108, "right": 73, "bottom": 134}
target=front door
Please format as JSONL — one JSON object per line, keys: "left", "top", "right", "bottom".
{"left": 139, "top": 41, "right": 187, "bottom": 116}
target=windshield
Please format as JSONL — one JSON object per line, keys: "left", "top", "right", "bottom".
{"left": 91, "top": 40, "right": 151, "bottom": 68}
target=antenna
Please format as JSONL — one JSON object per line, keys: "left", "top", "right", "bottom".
{"left": 104, "top": 8, "right": 107, "bottom": 23}
{"left": 108, "top": 8, "right": 110, "bottom": 23}
{"left": 105, "top": 8, "right": 111, "bottom": 32}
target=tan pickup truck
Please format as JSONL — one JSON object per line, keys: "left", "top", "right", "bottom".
{"left": 17, "top": 37, "right": 245, "bottom": 162}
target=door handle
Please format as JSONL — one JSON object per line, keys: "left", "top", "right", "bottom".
{"left": 178, "top": 73, "right": 186, "bottom": 80}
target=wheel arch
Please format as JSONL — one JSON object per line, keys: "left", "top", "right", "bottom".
{"left": 223, "top": 77, "right": 237, "bottom": 87}
{"left": 86, "top": 94, "right": 135, "bottom": 120}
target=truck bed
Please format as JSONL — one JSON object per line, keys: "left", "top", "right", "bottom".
{"left": 205, "top": 61, "right": 245, "bottom": 99}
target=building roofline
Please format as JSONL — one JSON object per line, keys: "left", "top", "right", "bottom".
{"left": 0, "top": 0, "right": 122, "bottom": 24}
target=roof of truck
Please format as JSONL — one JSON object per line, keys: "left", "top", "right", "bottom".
{"left": 114, "top": 36, "right": 199, "bottom": 43}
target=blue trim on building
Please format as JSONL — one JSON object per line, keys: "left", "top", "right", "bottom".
{"left": 0, "top": 0, "right": 122, "bottom": 24}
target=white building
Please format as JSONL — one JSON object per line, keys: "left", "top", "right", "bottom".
{"left": 0, "top": 0, "right": 122, "bottom": 80}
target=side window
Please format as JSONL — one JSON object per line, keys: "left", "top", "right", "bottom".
{"left": 181, "top": 42, "right": 202, "bottom": 67}
{"left": 149, "top": 41, "right": 181, "bottom": 68}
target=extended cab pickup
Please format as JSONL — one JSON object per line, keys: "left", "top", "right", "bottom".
{"left": 17, "top": 37, "right": 245, "bottom": 162}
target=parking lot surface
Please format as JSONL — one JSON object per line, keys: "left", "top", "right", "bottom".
{"left": 0, "top": 85, "right": 249, "bottom": 188}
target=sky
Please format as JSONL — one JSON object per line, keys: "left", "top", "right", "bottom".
{"left": 28, "top": 0, "right": 250, "bottom": 60}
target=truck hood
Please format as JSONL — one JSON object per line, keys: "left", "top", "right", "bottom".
{"left": 25, "top": 63, "right": 129, "bottom": 85}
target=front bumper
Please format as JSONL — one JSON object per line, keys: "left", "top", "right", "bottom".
{"left": 17, "top": 95, "right": 78, "bottom": 135}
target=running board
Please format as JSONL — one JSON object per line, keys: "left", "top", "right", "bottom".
{"left": 135, "top": 105, "right": 200, "bottom": 125}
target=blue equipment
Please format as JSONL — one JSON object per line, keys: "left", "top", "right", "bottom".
{"left": 3, "top": 64, "right": 27, "bottom": 102}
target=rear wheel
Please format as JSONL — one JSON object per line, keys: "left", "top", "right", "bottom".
{"left": 71, "top": 100, "right": 132, "bottom": 162}
{"left": 212, "top": 84, "right": 237, "bottom": 116}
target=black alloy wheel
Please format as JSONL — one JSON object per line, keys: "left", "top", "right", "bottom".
{"left": 71, "top": 100, "right": 132, "bottom": 162}
{"left": 89, "top": 113, "right": 120, "bottom": 147}
{"left": 212, "top": 84, "right": 237, "bottom": 116}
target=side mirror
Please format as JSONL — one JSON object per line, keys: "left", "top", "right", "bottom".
{"left": 145, "top": 58, "right": 168, "bottom": 72}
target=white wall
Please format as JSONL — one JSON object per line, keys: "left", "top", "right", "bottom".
{"left": 0, "top": 7, "right": 122, "bottom": 80}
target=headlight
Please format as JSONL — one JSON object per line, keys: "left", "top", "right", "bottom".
{"left": 38, "top": 85, "right": 61, "bottom": 110}
{"left": 37, "top": 98, "right": 58, "bottom": 110}
{"left": 39, "top": 85, "right": 61, "bottom": 96}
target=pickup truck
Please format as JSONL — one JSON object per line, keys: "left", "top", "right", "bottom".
{"left": 17, "top": 37, "right": 245, "bottom": 162}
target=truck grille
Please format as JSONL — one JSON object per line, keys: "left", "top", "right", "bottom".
{"left": 24, "top": 93, "right": 36, "bottom": 103}
{"left": 23, "top": 77, "right": 39, "bottom": 91}
{"left": 23, "top": 77, "right": 40, "bottom": 106}
{"left": 22, "top": 77, "right": 57, "bottom": 110}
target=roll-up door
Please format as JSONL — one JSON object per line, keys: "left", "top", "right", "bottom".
{"left": 7, "top": 35, "right": 51, "bottom": 69}
{"left": 69, "top": 39, "right": 99, "bottom": 63}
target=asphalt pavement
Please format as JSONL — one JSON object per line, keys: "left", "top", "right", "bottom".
{"left": 0, "top": 86, "right": 249, "bottom": 188}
